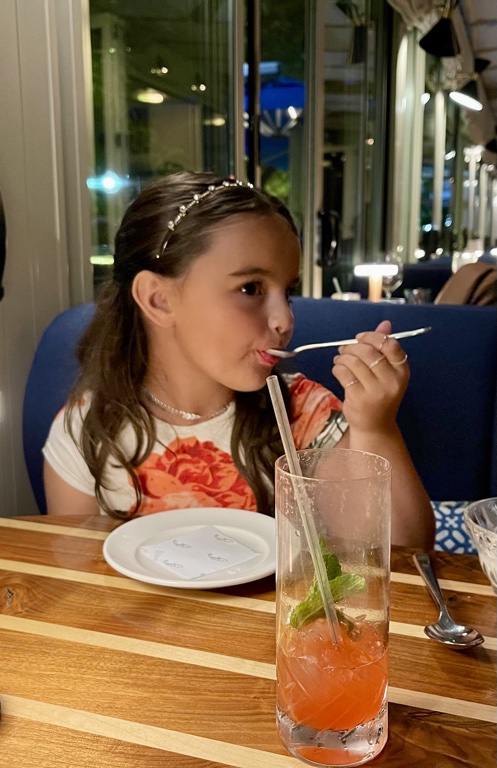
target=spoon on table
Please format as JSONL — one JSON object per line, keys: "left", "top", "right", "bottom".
{"left": 413, "top": 553, "right": 484, "bottom": 649}
{"left": 267, "top": 326, "right": 431, "bottom": 359}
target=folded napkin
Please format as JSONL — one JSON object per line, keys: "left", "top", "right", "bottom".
{"left": 140, "top": 524, "right": 260, "bottom": 579}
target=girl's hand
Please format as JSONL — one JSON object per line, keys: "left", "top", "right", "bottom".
{"left": 332, "top": 320, "right": 410, "bottom": 434}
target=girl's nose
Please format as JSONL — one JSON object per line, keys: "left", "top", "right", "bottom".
{"left": 268, "top": 294, "right": 294, "bottom": 335}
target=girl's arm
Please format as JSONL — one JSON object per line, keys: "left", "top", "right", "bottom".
{"left": 334, "top": 320, "right": 436, "bottom": 550}
{"left": 44, "top": 461, "right": 100, "bottom": 516}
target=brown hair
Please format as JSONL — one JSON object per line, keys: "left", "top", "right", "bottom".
{"left": 67, "top": 172, "right": 298, "bottom": 518}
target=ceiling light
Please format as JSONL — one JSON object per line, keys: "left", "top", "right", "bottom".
{"left": 449, "top": 78, "right": 482, "bottom": 111}
{"left": 449, "top": 59, "right": 489, "bottom": 112}
{"left": 419, "top": 2, "right": 459, "bottom": 58}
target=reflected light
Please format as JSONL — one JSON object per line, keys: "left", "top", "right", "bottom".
{"left": 421, "top": 92, "right": 431, "bottom": 105}
{"left": 445, "top": 150, "right": 456, "bottom": 160}
{"left": 287, "top": 106, "right": 298, "bottom": 119}
{"left": 87, "top": 171, "right": 128, "bottom": 194}
{"left": 90, "top": 255, "right": 114, "bottom": 266}
{"left": 203, "top": 115, "right": 226, "bottom": 127}
{"left": 414, "top": 249, "right": 426, "bottom": 260}
{"left": 136, "top": 88, "right": 165, "bottom": 104}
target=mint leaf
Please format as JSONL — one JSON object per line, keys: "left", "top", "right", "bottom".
{"left": 319, "top": 536, "right": 341, "bottom": 581}
{"left": 289, "top": 539, "right": 366, "bottom": 629}
{"left": 331, "top": 573, "right": 366, "bottom": 601}
{"left": 289, "top": 581, "right": 324, "bottom": 629}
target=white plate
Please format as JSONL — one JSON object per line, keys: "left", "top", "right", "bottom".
{"left": 103, "top": 507, "right": 276, "bottom": 589}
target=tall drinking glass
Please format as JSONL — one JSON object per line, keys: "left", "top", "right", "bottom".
{"left": 275, "top": 448, "right": 391, "bottom": 767}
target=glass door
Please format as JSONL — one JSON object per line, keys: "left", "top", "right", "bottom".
{"left": 258, "top": 1, "right": 306, "bottom": 228}
{"left": 317, "top": 0, "right": 390, "bottom": 297}
{"left": 88, "top": 0, "right": 243, "bottom": 291}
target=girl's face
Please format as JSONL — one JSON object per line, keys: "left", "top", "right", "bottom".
{"left": 164, "top": 213, "right": 301, "bottom": 394}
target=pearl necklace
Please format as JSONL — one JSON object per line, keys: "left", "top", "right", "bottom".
{"left": 142, "top": 387, "right": 233, "bottom": 422}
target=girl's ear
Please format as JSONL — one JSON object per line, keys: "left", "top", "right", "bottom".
{"left": 131, "top": 270, "right": 177, "bottom": 328}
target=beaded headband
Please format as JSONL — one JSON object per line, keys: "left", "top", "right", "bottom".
{"left": 155, "top": 178, "right": 254, "bottom": 259}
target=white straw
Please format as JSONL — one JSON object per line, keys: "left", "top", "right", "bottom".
{"left": 267, "top": 375, "right": 342, "bottom": 647}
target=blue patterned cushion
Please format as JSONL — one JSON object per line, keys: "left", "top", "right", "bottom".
{"left": 432, "top": 501, "right": 477, "bottom": 554}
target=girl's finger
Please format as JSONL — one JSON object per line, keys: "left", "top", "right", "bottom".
{"left": 349, "top": 333, "right": 409, "bottom": 368}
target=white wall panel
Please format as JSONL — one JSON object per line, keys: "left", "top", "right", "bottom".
{"left": 0, "top": 0, "right": 71, "bottom": 516}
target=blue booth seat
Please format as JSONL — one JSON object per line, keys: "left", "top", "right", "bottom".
{"left": 286, "top": 298, "right": 497, "bottom": 505}
{"left": 23, "top": 303, "right": 96, "bottom": 515}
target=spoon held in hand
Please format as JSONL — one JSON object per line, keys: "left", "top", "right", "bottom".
{"left": 267, "top": 326, "right": 431, "bottom": 359}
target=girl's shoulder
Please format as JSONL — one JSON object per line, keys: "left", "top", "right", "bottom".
{"left": 281, "top": 372, "right": 347, "bottom": 450}
{"left": 49, "top": 392, "right": 91, "bottom": 433}
{"left": 282, "top": 372, "right": 342, "bottom": 412}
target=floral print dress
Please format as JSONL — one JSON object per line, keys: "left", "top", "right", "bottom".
{"left": 43, "top": 373, "right": 347, "bottom": 517}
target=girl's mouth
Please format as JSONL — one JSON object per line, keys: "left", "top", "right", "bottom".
{"left": 258, "top": 350, "right": 282, "bottom": 366}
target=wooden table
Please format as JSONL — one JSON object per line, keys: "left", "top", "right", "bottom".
{"left": 0, "top": 514, "right": 495, "bottom": 768}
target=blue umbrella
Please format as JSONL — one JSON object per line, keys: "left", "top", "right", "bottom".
{"left": 244, "top": 76, "right": 305, "bottom": 112}
{"left": 245, "top": 77, "right": 305, "bottom": 169}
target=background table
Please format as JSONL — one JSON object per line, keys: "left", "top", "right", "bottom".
{"left": 349, "top": 258, "right": 453, "bottom": 301}
{"left": 0, "top": 514, "right": 495, "bottom": 767}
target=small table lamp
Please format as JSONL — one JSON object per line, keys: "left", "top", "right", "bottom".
{"left": 354, "top": 263, "right": 399, "bottom": 302}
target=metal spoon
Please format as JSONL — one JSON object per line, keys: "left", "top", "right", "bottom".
{"left": 267, "top": 326, "right": 431, "bottom": 359}
{"left": 413, "top": 553, "right": 484, "bottom": 648}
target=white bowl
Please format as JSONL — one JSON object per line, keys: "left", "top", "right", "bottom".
{"left": 464, "top": 498, "right": 497, "bottom": 593}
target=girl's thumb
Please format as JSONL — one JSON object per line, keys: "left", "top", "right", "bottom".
{"left": 375, "top": 320, "right": 392, "bottom": 335}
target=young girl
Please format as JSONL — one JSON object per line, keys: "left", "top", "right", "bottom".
{"left": 43, "top": 171, "right": 435, "bottom": 548}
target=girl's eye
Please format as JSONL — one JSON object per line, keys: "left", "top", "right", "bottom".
{"left": 286, "top": 284, "right": 299, "bottom": 302}
{"left": 241, "top": 281, "right": 263, "bottom": 297}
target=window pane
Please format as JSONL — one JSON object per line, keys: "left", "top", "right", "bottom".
{"left": 259, "top": 0, "right": 306, "bottom": 231}
{"left": 320, "top": 0, "right": 389, "bottom": 296}
{"left": 89, "top": 0, "right": 238, "bottom": 291}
